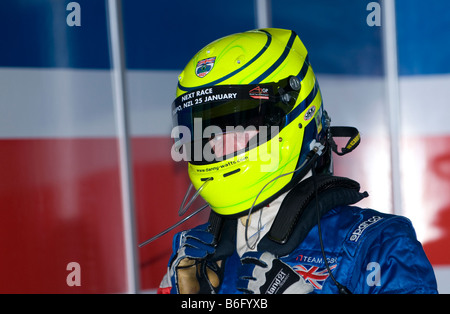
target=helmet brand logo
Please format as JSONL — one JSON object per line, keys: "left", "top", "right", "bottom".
{"left": 195, "top": 57, "right": 216, "bottom": 78}
{"left": 249, "top": 86, "right": 269, "bottom": 100}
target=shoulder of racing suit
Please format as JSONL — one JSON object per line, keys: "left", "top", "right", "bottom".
{"left": 276, "top": 205, "right": 439, "bottom": 294}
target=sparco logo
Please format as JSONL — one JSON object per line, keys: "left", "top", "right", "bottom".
{"left": 350, "top": 216, "right": 383, "bottom": 242}
{"left": 267, "top": 269, "right": 289, "bottom": 294}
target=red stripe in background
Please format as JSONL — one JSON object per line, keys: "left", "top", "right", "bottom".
{"left": 0, "top": 138, "right": 126, "bottom": 293}
{"left": 0, "top": 137, "right": 209, "bottom": 292}
{"left": 404, "top": 135, "right": 450, "bottom": 266}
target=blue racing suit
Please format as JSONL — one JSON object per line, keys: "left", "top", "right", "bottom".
{"left": 160, "top": 175, "right": 438, "bottom": 294}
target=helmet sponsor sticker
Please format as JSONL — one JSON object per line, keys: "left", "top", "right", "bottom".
{"left": 303, "top": 105, "right": 316, "bottom": 121}
{"left": 249, "top": 86, "right": 270, "bottom": 100}
{"left": 195, "top": 57, "right": 216, "bottom": 78}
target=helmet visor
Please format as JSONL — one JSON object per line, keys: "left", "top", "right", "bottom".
{"left": 171, "top": 76, "right": 300, "bottom": 163}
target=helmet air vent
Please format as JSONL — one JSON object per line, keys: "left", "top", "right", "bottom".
{"left": 223, "top": 168, "right": 241, "bottom": 177}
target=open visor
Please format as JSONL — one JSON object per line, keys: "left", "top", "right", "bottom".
{"left": 172, "top": 76, "right": 301, "bottom": 163}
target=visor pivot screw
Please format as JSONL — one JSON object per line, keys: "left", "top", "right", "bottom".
{"left": 289, "top": 76, "right": 301, "bottom": 91}
{"left": 278, "top": 137, "right": 283, "bottom": 142}
{"left": 298, "top": 123, "right": 303, "bottom": 129}
{"left": 281, "top": 94, "right": 291, "bottom": 104}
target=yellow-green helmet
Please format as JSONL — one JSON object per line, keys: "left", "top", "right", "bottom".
{"left": 171, "top": 28, "right": 331, "bottom": 217}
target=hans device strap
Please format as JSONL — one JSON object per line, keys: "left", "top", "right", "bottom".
{"left": 261, "top": 175, "right": 368, "bottom": 255}
{"left": 328, "top": 126, "right": 361, "bottom": 156}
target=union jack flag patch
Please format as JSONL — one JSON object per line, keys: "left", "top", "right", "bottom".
{"left": 293, "top": 264, "right": 337, "bottom": 290}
